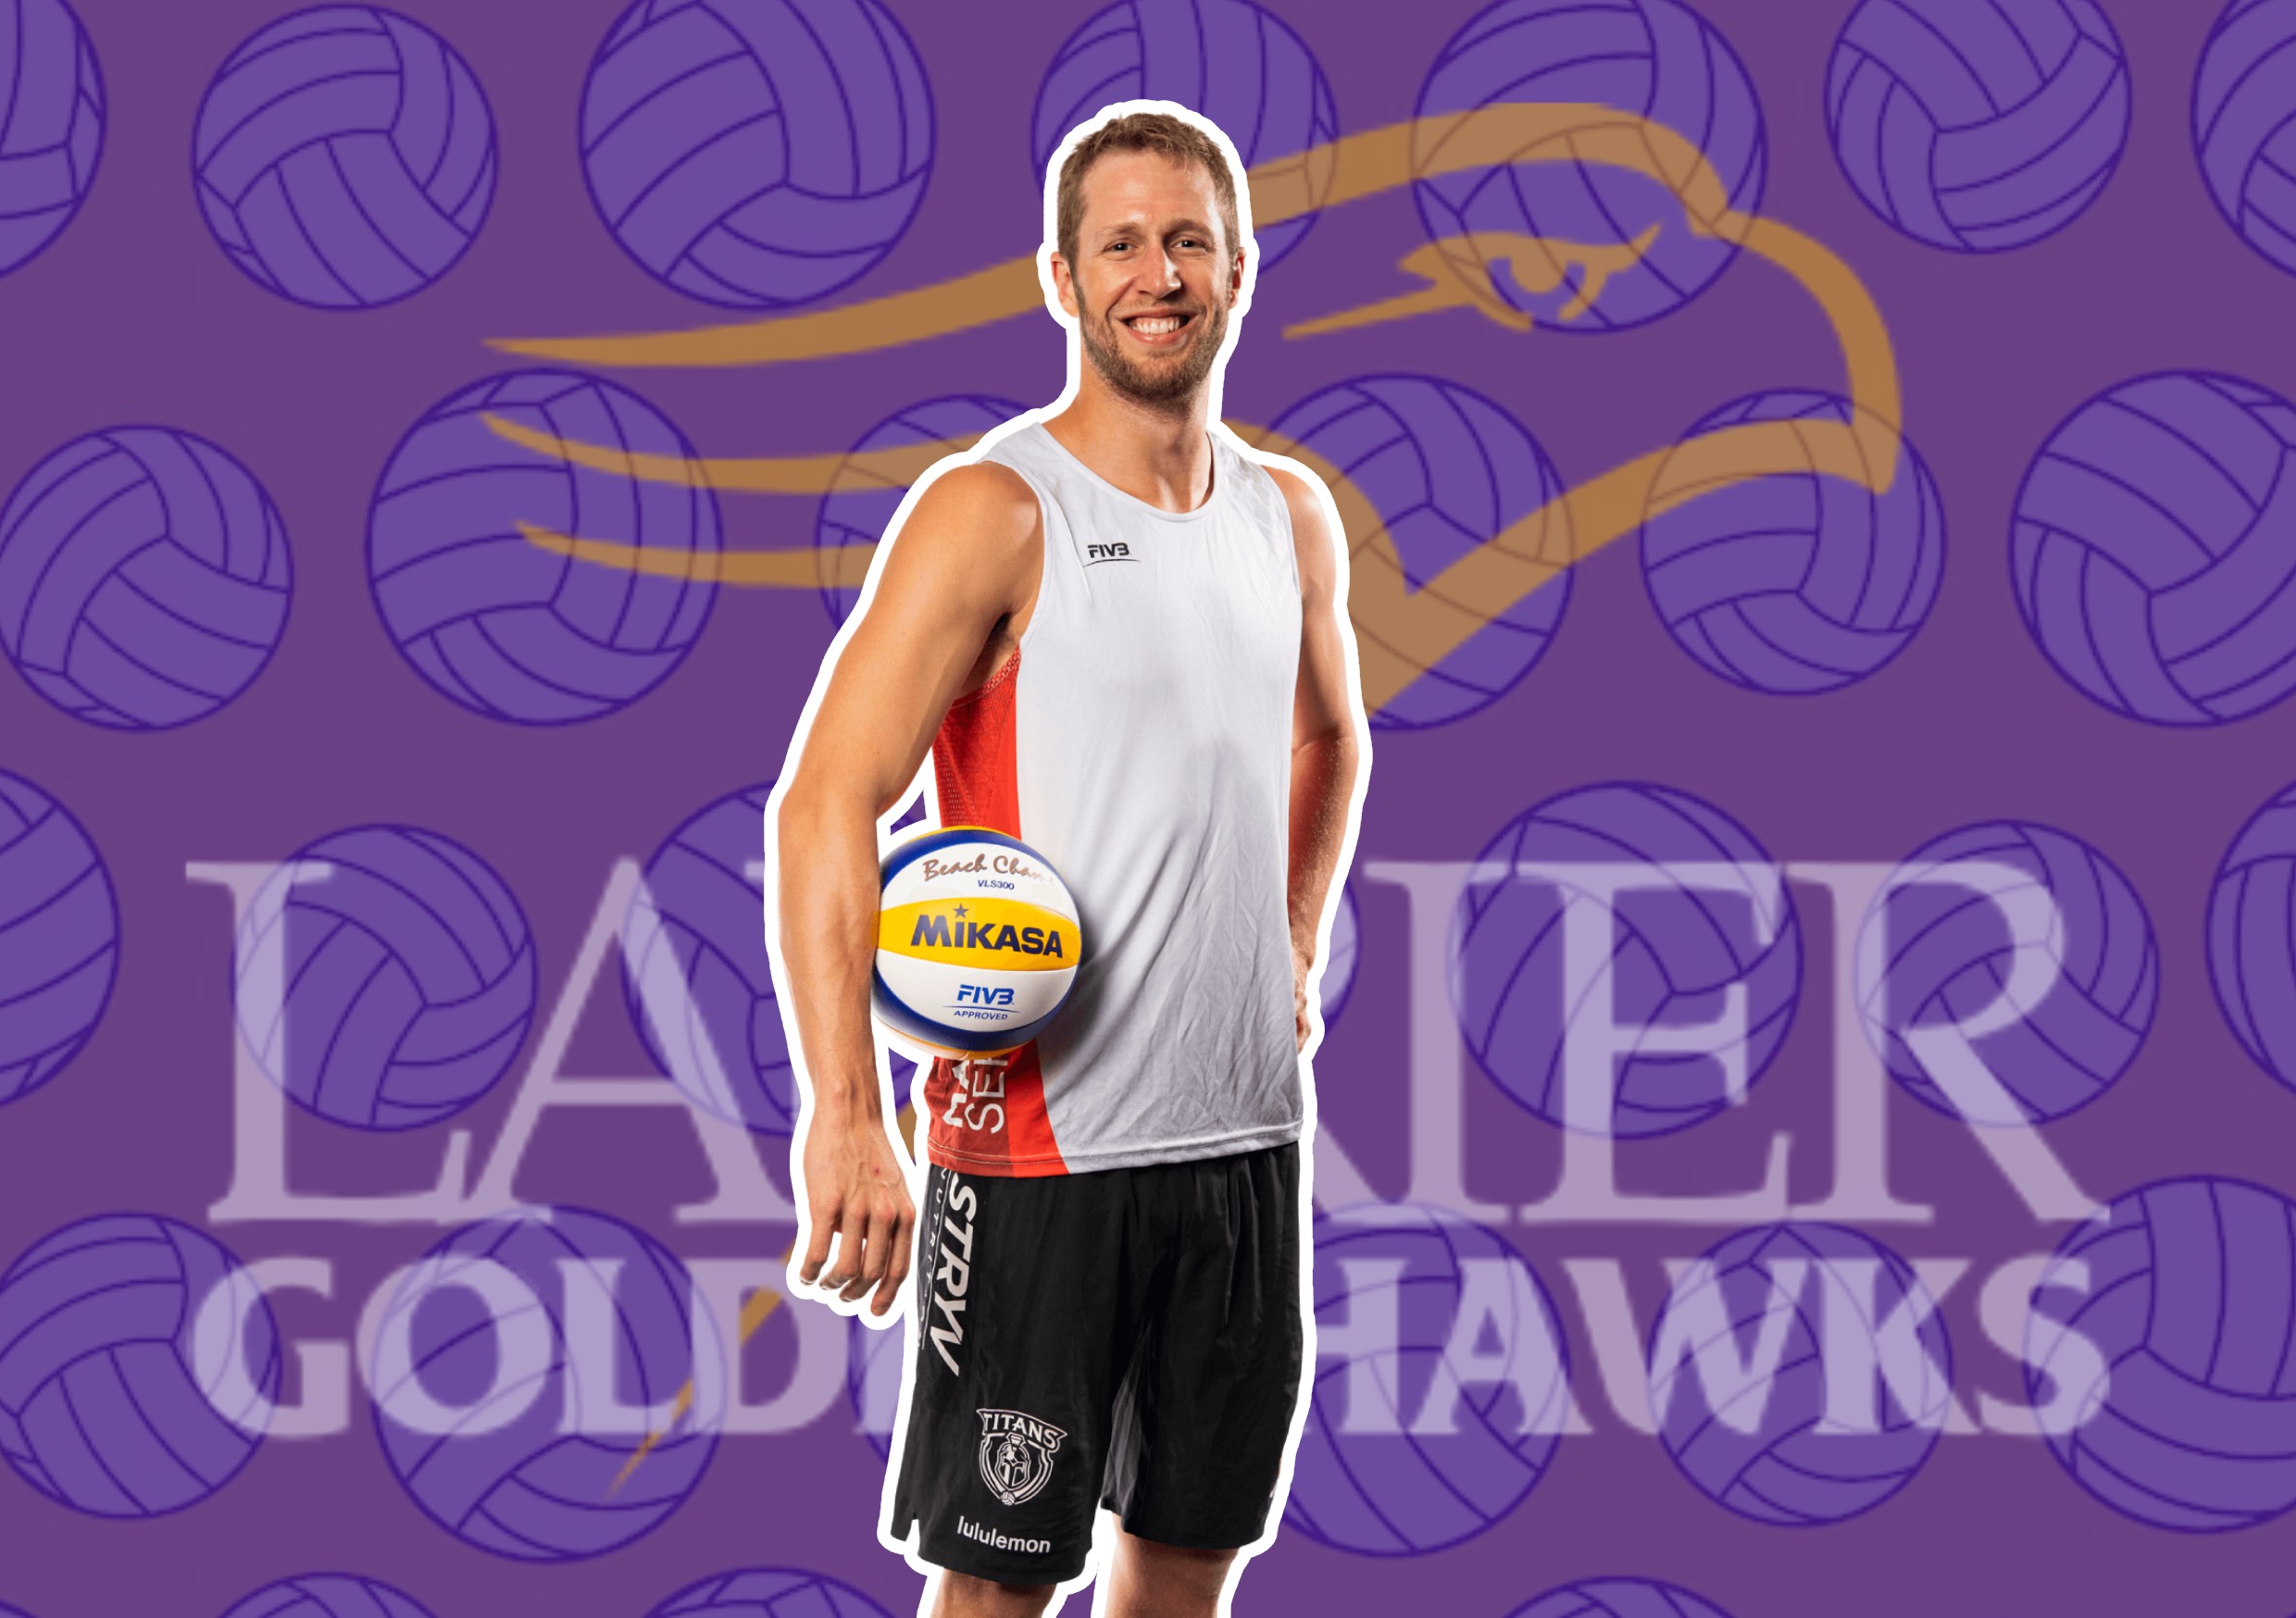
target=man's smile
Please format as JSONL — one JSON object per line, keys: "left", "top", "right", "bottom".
{"left": 1117, "top": 309, "right": 1197, "bottom": 346}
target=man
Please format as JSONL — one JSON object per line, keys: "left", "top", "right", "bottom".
{"left": 772, "top": 104, "right": 1366, "bottom": 1617}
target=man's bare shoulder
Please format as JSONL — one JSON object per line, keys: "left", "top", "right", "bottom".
{"left": 1260, "top": 463, "right": 1325, "bottom": 514}
{"left": 906, "top": 458, "right": 1041, "bottom": 552}
{"left": 1258, "top": 462, "right": 1341, "bottom": 570}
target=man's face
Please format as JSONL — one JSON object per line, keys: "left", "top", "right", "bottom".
{"left": 1057, "top": 151, "right": 1244, "bottom": 406}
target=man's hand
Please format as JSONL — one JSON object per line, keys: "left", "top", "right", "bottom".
{"left": 798, "top": 1111, "right": 915, "bottom": 1317}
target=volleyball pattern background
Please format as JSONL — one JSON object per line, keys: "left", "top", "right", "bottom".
{"left": 2195, "top": 0, "right": 2296, "bottom": 276}
{"left": 0, "top": 426, "right": 292, "bottom": 730}
{"left": 579, "top": 0, "right": 935, "bottom": 308}
{"left": 0, "top": 769, "right": 115, "bottom": 1106}
{"left": 1451, "top": 780, "right": 1802, "bottom": 1138}
{"left": 1413, "top": 0, "right": 1768, "bottom": 331}
{"left": 1508, "top": 1579, "right": 1737, "bottom": 1618}
{"left": 368, "top": 1208, "right": 725, "bottom": 1562}
{"left": 217, "top": 1574, "right": 438, "bottom": 1618}
{"left": 1284, "top": 1203, "right": 1571, "bottom": 1556}
{"left": 367, "top": 369, "right": 721, "bottom": 724}
{"left": 1824, "top": 0, "right": 2131, "bottom": 253}
{"left": 2211, "top": 779, "right": 2296, "bottom": 1090}
{"left": 648, "top": 1568, "right": 899, "bottom": 1617}
{"left": 2027, "top": 1177, "right": 2296, "bottom": 1532}
{"left": 0, "top": 1214, "right": 280, "bottom": 1519}
{"left": 0, "top": 0, "right": 103, "bottom": 280}
{"left": 621, "top": 780, "right": 794, "bottom": 1131}
{"left": 231, "top": 824, "right": 538, "bottom": 1130}
{"left": 2, "top": 0, "right": 2295, "bottom": 1614}
{"left": 2010, "top": 369, "right": 2296, "bottom": 728}
{"left": 1267, "top": 373, "right": 1571, "bottom": 729}
{"left": 1640, "top": 390, "right": 1945, "bottom": 694}
{"left": 1649, "top": 1223, "right": 1953, "bottom": 1526}
{"left": 193, "top": 6, "right": 497, "bottom": 309}
{"left": 1856, "top": 820, "right": 2158, "bottom": 1124}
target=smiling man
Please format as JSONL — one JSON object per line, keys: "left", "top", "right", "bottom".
{"left": 773, "top": 106, "right": 1366, "bottom": 1617}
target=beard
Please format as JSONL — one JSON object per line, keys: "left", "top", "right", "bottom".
{"left": 1078, "top": 286, "right": 1231, "bottom": 405}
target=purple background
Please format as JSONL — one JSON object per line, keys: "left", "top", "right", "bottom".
{"left": 4, "top": 0, "right": 2295, "bottom": 1613}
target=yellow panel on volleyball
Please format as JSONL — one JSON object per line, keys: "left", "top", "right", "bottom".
{"left": 879, "top": 898, "right": 1078, "bottom": 969}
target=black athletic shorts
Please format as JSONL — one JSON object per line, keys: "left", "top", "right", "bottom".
{"left": 887, "top": 1141, "right": 1303, "bottom": 1585}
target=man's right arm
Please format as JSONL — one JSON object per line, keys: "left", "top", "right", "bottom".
{"left": 775, "top": 461, "right": 1041, "bottom": 1317}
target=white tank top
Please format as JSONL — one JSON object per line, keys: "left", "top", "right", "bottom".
{"left": 917, "top": 420, "right": 1304, "bottom": 1176}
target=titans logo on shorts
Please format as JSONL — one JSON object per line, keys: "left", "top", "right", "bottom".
{"left": 888, "top": 1145, "right": 1302, "bottom": 1583}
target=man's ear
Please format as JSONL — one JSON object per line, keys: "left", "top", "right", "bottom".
{"left": 1050, "top": 250, "right": 1078, "bottom": 318}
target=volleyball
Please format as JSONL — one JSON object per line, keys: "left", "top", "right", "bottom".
{"left": 193, "top": 6, "right": 495, "bottom": 308}
{"left": 1641, "top": 391, "right": 1944, "bottom": 695}
{"left": 0, "top": 0, "right": 102, "bottom": 280}
{"left": 368, "top": 369, "right": 720, "bottom": 725}
{"left": 1508, "top": 1579, "right": 1737, "bottom": 1618}
{"left": 814, "top": 396, "right": 1024, "bottom": 629}
{"left": 2211, "top": 780, "right": 2296, "bottom": 1088}
{"left": 1452, "top": 781, "right": 1802, "bottom": 1137}
{"left": 1414, "top": 0, "right": 1766, "bottom": 332}
{"left": 650, "top": 1568, "right": 896, "bottom": 1618}
{"left": 2197, "top": 0, "right": 2296, "bottom": 277}
{"left": 873, "top": 828, "right": 1080, "bottom": 1056}
{"left": 1828, "top": 0, "right": 2130, "bottom": 252}
{"left": 580, "top": 0, "right": 934, "bottom": 308}
{"left": 0, "top": 426, "right": 292, "bottom": 729}
{"left": 1268, "top": 374, "right": 1571, "bottom": 730}
{"left": 371, "top": 1206, "right": 724, "bottom": 1561}
{"left": 218, "top": 1575, "right": 436, "bottom": 1618}
{"left": 2012, "top": 370, "right": 2296, "bottom": 726}
{"left": 0, "top": 769, "right": 117, "bottom": 1106}
{"left": 1857, "top": 820, "right": 2157, "bottom": 1124}
{"left": 1030, "top": 0, "right": 1339, "bottom": 271}
{"left": 0, "top": 1213, "right": 280, "bottom": 1517}
{"left": 1285, "top": 1202, "right": 1570, "bottom": 1555}
{"left": 1651, "top": 1222, "right": 1953, "bottom": 1525}
{"left": 232, "top": 825, "right": 536, "bottom": 1131}
{"left": 2028, "top": 1176, "right": 2296, "bottom": 1530}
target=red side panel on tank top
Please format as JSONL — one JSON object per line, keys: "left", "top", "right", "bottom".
{"left": 919, "top": 651, "right": 1068, "bottom": 1176}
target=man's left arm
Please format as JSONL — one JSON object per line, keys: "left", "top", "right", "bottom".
{"left": 1269, "top": 466, "right": 1367, "bottom": 1054}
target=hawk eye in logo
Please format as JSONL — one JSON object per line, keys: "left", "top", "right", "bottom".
{"left": 1085, "top": 541, "right": 1133, "bottom": 563}
{"left": 977, "top": 1408, "right": 1065, "bottom": 1507}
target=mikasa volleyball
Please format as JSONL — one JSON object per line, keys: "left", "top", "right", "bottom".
{"left": 873, "top": 827, "right": 1081, "bottom": 1054}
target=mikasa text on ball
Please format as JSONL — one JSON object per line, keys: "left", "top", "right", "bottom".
{"left": 874, "top": 827, "right": 1080, "bottom": 1054}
